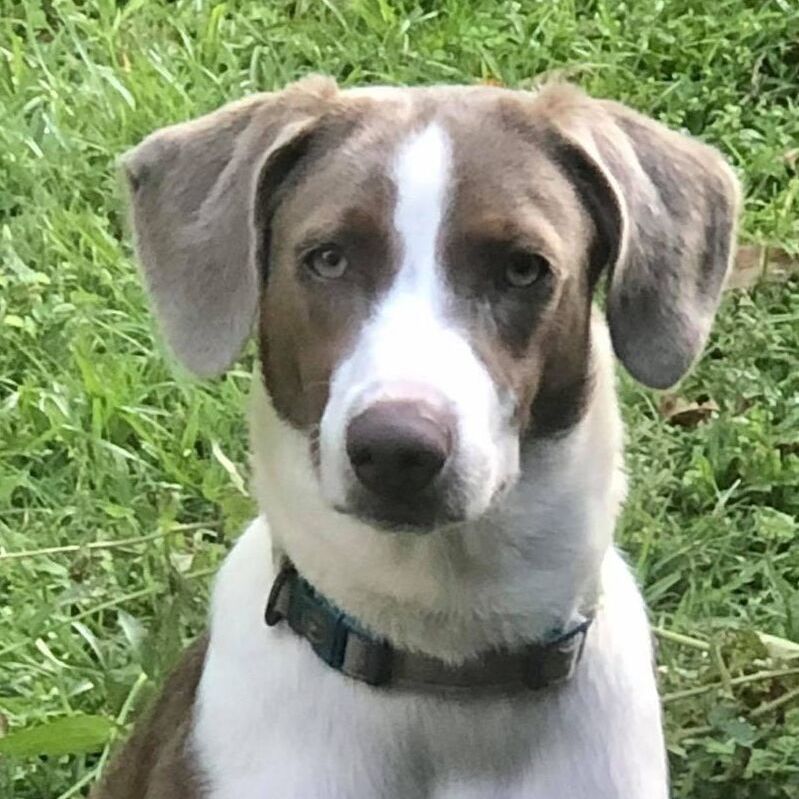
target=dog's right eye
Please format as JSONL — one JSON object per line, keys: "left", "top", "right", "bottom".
{"left": 503, "top": 252, "right": 549, "bottom": 289}
{"left": 304, "top": 245, "right": 349, "bottom": 280}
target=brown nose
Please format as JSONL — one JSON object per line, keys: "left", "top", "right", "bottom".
{"left": 346, "top": 401, "right": 453, "bottom": 498}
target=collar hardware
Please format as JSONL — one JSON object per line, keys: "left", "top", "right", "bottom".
{"left": 265, "top": 562, "right": 592, "bottom": 693}
{"left": 265, "top": 563, "right": 391, "bottom": 684}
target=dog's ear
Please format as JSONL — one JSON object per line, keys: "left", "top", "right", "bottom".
{"left": 536, "top": 85, "right": 740, "bottom": 389}
{"left": 121, "top": 76, "right": 338, "bottom": 377}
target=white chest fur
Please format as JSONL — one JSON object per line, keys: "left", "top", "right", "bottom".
{"left": 192, "top": 517, "right": 667, "bottom": 799}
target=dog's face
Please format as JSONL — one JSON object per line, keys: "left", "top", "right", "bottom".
{"left": 258, "top": 103, "right": 602, "bottom": 530}
{"left": 124, "top": 78, "right": 739, "bottom": 532}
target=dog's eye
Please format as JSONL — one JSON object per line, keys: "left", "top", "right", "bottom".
{"left": 305, "top": 246, "right": 348, "bottom": 280}
{"left": 504, "top": 253, "right": 549, "bottom": 288}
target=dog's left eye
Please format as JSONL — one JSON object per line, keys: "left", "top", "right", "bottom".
{"left": 504, "top": 252, "right": 549, "bottom": 288}
{"left": 304, "top": 245, "right": 348, "bottom": 279}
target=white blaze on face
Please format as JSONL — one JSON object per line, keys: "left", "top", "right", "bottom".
{"left": 319, "top": 123, "right": 518, "bottom": 518}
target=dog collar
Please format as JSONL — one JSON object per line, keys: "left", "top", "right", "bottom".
{"left": 265, "top": 563, "right": 592, "bottom": 693}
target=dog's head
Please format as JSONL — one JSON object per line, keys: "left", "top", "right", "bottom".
{"left": 123, "top": 77, "right": 739, "bottom": 532}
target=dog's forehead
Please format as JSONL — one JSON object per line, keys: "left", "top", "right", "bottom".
{"left": 280, "top": 86, "right": 587, "bottom": 246}
{"left": 336, "top": 85, "right": 559, "bottom": 175}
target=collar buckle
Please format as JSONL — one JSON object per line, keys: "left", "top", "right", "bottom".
{"left": 265, "top": 564, "right": 392, "bottom": 684}
{"left": 522, "top": 617, "right": 592, "bottom": 689}
{"left": 340, "top": 629, "right": 392, "bottom": 686}
{"left": 264, "top": 562, "right": 295, "bottom": 626}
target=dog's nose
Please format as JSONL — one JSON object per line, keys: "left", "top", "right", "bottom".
{"left": 346, "top": 401, "right": 453, "bottom": 498}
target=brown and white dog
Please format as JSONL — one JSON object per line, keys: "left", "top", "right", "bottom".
{"left": 95, "top": 76, "right": 739, "bottom": 798}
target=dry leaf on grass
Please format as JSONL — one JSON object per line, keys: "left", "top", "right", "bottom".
{"left": 659, "top": 394, "right": 719, "bottom": 428}
{"left": 727, "top": 245, "right": 799, "bottom": 291}
{"left": 757, "top": 632, "right": 799, "bottom": 662}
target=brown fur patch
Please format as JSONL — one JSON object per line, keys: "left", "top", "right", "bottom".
{"left": 438, "top": 95, "right": 601, "bottom": 436}
{"left": 257, "top": 113, "right": 402, "bottom": 429}
{"left": 91, "top": 637, "right": 208, "bottom": 799}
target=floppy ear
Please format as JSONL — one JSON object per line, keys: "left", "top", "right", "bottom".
{"left": 536, "top": 85, "right": 741, "bottom": 389}
{"left": 121, "top": 76, "right": 338, "bottom": 377}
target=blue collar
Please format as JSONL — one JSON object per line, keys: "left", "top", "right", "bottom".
{"left": 265, "top": 563, "right": 593, "bottom": 693}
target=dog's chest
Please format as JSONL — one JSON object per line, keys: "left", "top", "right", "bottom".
{"left": 194, "top": 628, "right": 555, "bottom": 798}
{"left": 190, "top": 519, "right": 667, "bottom": 799}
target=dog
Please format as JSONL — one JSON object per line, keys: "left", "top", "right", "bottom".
{"left": 94, "top": 75, "right": 739, "bottom": 798}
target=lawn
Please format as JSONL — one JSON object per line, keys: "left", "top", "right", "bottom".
{"left": 1, "top": 0, "right": 798, "bottom": 796}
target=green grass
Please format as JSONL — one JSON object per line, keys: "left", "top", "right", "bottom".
{"left": 1, "top": 0, "right": 798, "bottom": 796}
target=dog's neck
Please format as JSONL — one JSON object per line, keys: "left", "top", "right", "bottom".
{"left": 249, "top": 318, "right": 625, "bottom": 663}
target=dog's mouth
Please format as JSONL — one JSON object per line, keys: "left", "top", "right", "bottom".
{"left": 325, "top": 463, "right": 517, "bottom": 535}
{"left": 334, "top": 488, "right": 467, "bottom": 534}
